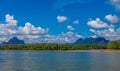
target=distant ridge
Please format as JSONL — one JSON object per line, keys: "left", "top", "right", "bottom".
{"left": 75, "top": 37, "right": 109, "bottom": 44}
{"left": 2, "top": 37, "right": 25, "bottom": 45}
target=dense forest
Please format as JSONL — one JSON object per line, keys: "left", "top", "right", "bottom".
{"left": 108, "top": 40, "right": 120, "bottom": 49}
{"left": 0, "top": 40, "right": 120, "bottom": 50}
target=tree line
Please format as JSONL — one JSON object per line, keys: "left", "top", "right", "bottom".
{"left": 0, "top": 40, "right": 120, "bottom": 50}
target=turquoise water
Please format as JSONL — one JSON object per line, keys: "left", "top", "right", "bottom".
{"left": 0, "top": 50, "right": 120, "bottom": 71}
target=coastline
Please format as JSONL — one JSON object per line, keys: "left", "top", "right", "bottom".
{"left": 0, "top": 49, "right": 120, "bottom": 52}
{"left": 66, "top": 49, "right": 120, "bottom": 52}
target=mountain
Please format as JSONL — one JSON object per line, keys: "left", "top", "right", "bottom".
{"left": 2, "top": 37, "right": 25, "bottom": 45}
{"left": 75, "top": 37, "right": 109, "bottom": 44}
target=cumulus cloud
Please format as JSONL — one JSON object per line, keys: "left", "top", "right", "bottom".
{"left": 109, "top": 0, "right": 120, "bottom": 10}
{"left": 60, "top": 31, "right": 82, "bottom": 43}
{"left": 62, "top": 31, "right": 74, "bottom": 36}
{"left": 67, "top": 25, "right": 74, "bottom": 30}
{"left": 25, "top": 31, "right": 81, "bottom": 43}
{"left": 108, "top": 25, "right": 115, "bottom": 32}
{"left": 89, "top": 25, "right": 120, "bottom": 40}
{"left": 57, "top": 16, "right": 67, "bottom": 23}
{"left": 105, "top": 14, "right": 120, "bottom": 23}
{"left": 66, "top": 31, "right": 74, "bottom": 36}
{"left": 0, "top": 14, "right": 48, "bottom": 43}
{"left": 18, "top": 22, "right": 48, "bottom": 35}
{"left": 0, "top": 14, "right": 81, "bottom": 43}
{"left": 73, "top": 20, "right": 79, "bottom": 24}
{"left": 87, "top": 18, "right": 108, "bottom": 28}
{"left": 5, "top": 14, "right": 17, "bottom": 27}
{"left": 0, "top": 14, "right": 18, "bottom": 36}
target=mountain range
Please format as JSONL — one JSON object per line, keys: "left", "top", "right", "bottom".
{"left": 2, "top": 37, "right": 109, "bottom": 45}
{"left": 75, "top": 37, "right": 109, "bottom": 44}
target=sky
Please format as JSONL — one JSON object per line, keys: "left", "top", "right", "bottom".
{"left": 0, "top": 0, "right": 120, "bottom": 43}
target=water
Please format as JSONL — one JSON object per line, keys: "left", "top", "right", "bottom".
{"left": 0, "top": 50, "right": 120, "bottom": 71}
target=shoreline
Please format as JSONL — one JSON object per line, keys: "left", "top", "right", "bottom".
{"left": 1, "top": 49, "right": 120, "bottom": 52}
{"left": 66, "top": 49, "right": 120, "bottom": 52}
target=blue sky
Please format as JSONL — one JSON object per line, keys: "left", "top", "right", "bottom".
{"left": 0, "top": 0, "right": 120, "bottom": 43}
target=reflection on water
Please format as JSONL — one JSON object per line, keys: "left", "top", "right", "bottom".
{"left": 0, "top": 50, "right": 120, "bottom": 71}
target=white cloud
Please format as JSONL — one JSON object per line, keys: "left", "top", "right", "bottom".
{"left": 0, "top": 37, "right": 7, "bottom": 41}
{"left": 26, "top": 35, "right": 40, "bottom": 39}
{"left": 73, "top": 20, "right": 79, "bottom": 24}
{"left": 0, "top": 14, "right": 49, "bottom": 43}
{"left": 58, "top": 31, "right": 83, "bottom": 43}
{"left": 90, "top": 35, "right": 97, "bottom": 38}
{"left": 89, "top": 29, "right": 96, "bottom": 33}
{"left": 90, "top": 25, "right": 120, "bottom": 40}
{"left": 0, "top": 14, "right": 82, "bottom": 43}
{"left": 18, "top": 22, "right": 48, "bottom": 35}
{"left": 87, "top": 18, "right": 108, "bottom": 28}
{"left": 75, "top": 33, "right": 82, "bottom": 38}
{"left": 67, "top": 25, "right": 74, "bottom": 30}
{"left": 105, "top": 14, "right": 119, "bottom": 23}
{"left": 0, "top": 25, "right": 17, "bottom": 35}
{"left": 57, "top": 16, "right": 67, "bottom": 23}
{"left": 108, "top": 25, "right": 115, "bottom": 32}
{"left": 5, "top": 14, "right": 17, "bottom": 27}
{"left": 109, "top": 0, "right": 120, "bottom": 10}
{"left": 62, "top": 31, "right": 74, "bottom": 36}
{"left": 66, "top": 31, "right": 74, "bottom": 36}
{"left": 0, "top": 14, "right": 18, "bottom": 36}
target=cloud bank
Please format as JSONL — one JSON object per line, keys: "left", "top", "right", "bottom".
{"left": 0, "top": 14, "right": 80, "bottom": 43}
{"left": 90, "top": 25, "right": 120, "bottom": 41}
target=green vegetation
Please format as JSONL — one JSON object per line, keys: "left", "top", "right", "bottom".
{"left": 0, "top": 40, "right": 120, "bottom": 50}
{"left": 0, "top": 43, "right": 107, "bottom": 50}
{"left": 108, "top": 40, "right": 120, "bottom": 49}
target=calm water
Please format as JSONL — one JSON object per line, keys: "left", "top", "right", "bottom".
{"left": 0, "top": 50, "right": 120, "bottom": 71}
